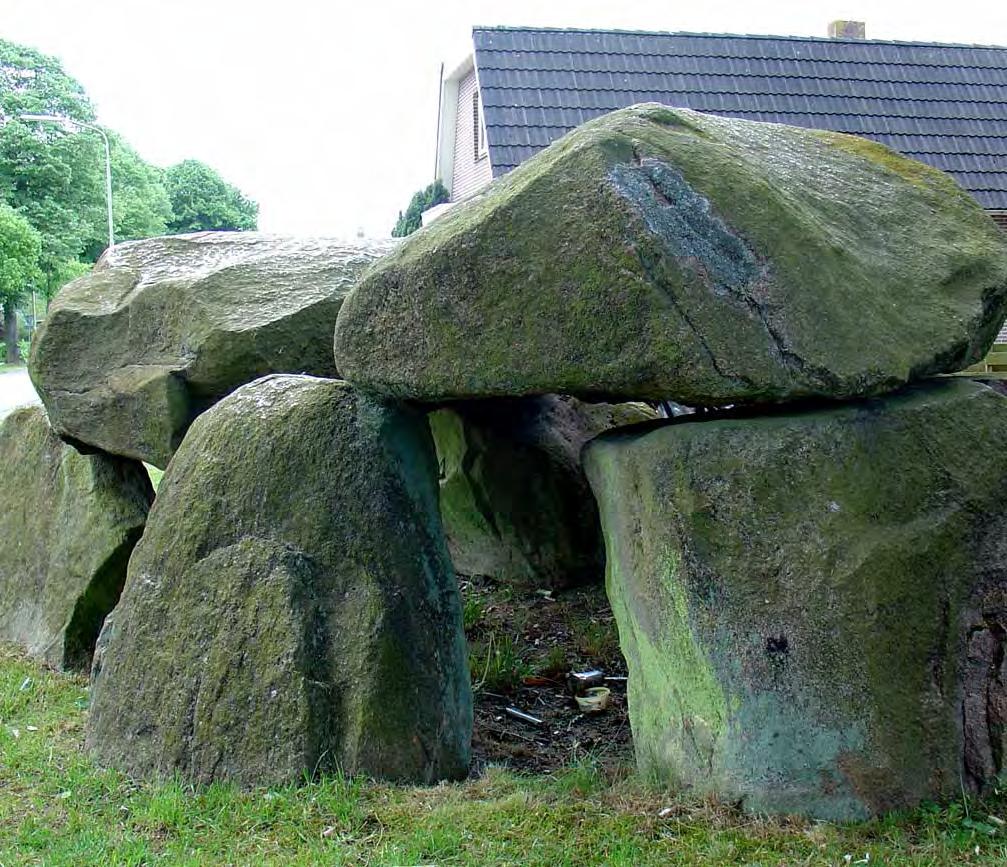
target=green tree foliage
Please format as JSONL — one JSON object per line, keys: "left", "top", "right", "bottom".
{"left": 0, "top": 39, "right": 105, "bottom": 296}
{"left": 74, "top": 133, "right": 174, "bottom": 261}
{"left": 0, "top": 119, "right": 105, "bottom": 292}
{"left": 0, "top": 38, "right": 257, "bottom": 310}
{"left": 0, "top": 203, "right": 42, "bottom": 362}
{"left": 110, "top": 137, "right": 172, "bottom": 243}
{"left": 164, "top": 160, "right": 258, "bottom": 233}
{"left": 391, "top": 180, "right": 449, "bottom": 237}
{"left": 0, "top": 39, "right": 93, "bottom": 123}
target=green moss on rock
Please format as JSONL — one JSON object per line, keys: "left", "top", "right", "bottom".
{"left": 30, "top": 234, "right": 396, "bottom": 468}
{"left": 334, "top": 105, "right": 1007, "bottom": 405}
{"left": 85, "top": 375, "right": 470, "bottom": 787}
{"left": 429, "top": 395, "right": 656, "bottom": 589}
{"left": 0, "top": 406, "right": 152, "bottom": 671}
{"left": 585, "top": 379, "right": 1007, "bottom": 819}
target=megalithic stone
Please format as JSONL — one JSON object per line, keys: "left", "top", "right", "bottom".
{"left": 584, "top": 378, "right": 1007, "bottom": 820}
{"left": 428, "top": 395, "right": 657, "bottom": 589}
{"left": 29, "top": 234, "right": 396, "bottom": 468}
{"left": 0, "top": 405, "right": 152, "bottom": 670}
{"left": 334, "top": 105, "right": 1007, "bottom": 405}
{"left": 86, "top": 375, "right": 471, "bottom": 787}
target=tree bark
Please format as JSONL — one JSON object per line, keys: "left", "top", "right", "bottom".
{"left": 4, "top": 303, "right": 19, "bottom": 365}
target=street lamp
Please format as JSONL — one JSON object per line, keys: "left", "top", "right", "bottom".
{"left": 19, "top": 113, "right": 114, "bottom": 249}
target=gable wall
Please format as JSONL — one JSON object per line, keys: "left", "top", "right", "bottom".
{"left": 451, "top": 69, "right": 493, "bottom": 202}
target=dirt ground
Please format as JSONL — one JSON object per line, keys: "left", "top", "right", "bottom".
{"left": 460, "top": 574, "right": 633, "bottom": 775}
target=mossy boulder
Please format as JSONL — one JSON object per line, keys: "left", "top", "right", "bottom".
{"left": 335, "top": 105, "right": 1007, "bottom": 405}
{"left": 30, "top": 233, "right": 396, "bottom": 467}
{"left": 585, "top": 379, "right": 1007, "bottom": 820}
{"left": 429, "top": 396, "right": 655, "bottom": 589}
{"left": 0, "top": 406, "right": 151, "bottom": 670}
{"left": 86, "top": 375, "right": 470, "bottom": 787}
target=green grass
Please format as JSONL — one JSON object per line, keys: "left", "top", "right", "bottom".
{"left": 575, "top": 617, "right": 620, "bottom": 660}
{"left": 0, "top": 363, "right": 25, "bottom": 374}
{"left": 3, "top": 644, "right": 1007, "bottom": 865}
{"left": 462, "top": 596, "right": 485, "bottom": 632}
{"left": 469, "top": 631, "right": 532, "bottom": 693}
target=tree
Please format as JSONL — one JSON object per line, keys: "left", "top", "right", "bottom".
{"left": 0, "top": 203, "right": 42, "bottom": 363}
{"left": 76, "top": 133, "right": 173, "bottom": 261}
{"left": 110, "top": 136, "right": 172, "bottom": 243}
{"left": 0, "top": 40, "right": 105, "bottom": 296}
{"left": 0, "top": 36, "right": 257, "bottom": 305}
{"left": 392, "top": 180, "right": 449, "bottom": 237}
{"left": 164, "top": 160, "right": 258, "bottom": 233}
{"left": 0, "top": 39, "right": 94, "bottom": 124}
{"left": 0, "top": 119, "right": 105, "bottom": 289}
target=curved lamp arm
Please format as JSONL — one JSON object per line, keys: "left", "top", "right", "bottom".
{"left": 19, "top": 113, "right": 115, "bottom": 249}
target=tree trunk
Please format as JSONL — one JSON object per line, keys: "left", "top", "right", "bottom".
{"left": 4, "top": 303, "right": 19, "bottom": 365}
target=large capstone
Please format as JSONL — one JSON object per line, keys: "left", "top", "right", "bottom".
{"left": 584, "top": 379, "right": 1007, "bottom": 820}
{"left": 335, "top": 105, "right": 1007, "bottom": 405}
{"left": 429, "top": 395, "right": 655, "bottom": 589}
{"left": 86, "top": 375, "right": 470, "bottom": 787}
{"left": 0, "top": 406, "right": 151, "bottom": 670}
{"left": 30, "top": 233, "right": 396, "bottom": 467}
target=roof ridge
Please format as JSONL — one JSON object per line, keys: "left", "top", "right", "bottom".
{"left": 471, "top": 24, "right": 1007, "bottom": 52}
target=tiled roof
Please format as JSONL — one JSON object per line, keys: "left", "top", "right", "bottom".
{"left": 473, "top": 26, "right": 1007, "bottom": 209}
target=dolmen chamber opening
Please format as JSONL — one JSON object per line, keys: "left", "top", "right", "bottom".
{"left": 6, "top": 103, "right": 1007, "bottom": 821}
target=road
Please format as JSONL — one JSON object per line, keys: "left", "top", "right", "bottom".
{"left": 0, "top": 368, "right": 40, "bottom": 421}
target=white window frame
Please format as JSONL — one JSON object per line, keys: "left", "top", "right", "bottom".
{"left": 474, "top": 91, "right": 488, "bottom": 161}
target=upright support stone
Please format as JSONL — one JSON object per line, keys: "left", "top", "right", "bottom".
{"left": 429, "top": 395, "right": 656, "bottom": 589}
{"left": 584, "top": 379, "right": 1007, "bottom": 819}
{"left": 86, "top": 375, "right": 471, "bottom": 787}
{"left": 0, "top": 406, "right": 152, "bottom": 670}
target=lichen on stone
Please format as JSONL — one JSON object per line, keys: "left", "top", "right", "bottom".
{"left": 86, "top": 375, "right": 471, "bottom": 787}
{"left": 0, "top": 405, "right": 152, "bottom": 671}
{"left": 585, "top": 378, "right": 1007, "bottom": 819}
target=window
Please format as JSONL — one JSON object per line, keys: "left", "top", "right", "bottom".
{"left": 473, "top": 91, "right": 488, "bottom": 160}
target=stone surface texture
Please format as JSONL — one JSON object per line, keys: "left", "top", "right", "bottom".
{"left": 429, "top": 395, "right": 656, "bottom": 588}
{"left": 31, "top": 233, "right": 396, "bottom": 467}
{"left": 86, "top": 375, "right": 470, "bottom": 787}
{"left": 335, "top": 105, "right": 1007, "bottom": 405}
{"left": 0, "top": 405, "right": 151, "bottom": 670}
{"left": 585, "top": 379, "right": 1007, "bottom": 819}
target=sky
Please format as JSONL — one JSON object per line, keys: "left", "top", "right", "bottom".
{"left": 2, "top": 0, "right": 1006, "bottom": 238}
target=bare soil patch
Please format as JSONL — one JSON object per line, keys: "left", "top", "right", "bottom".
{"left": 461, "top": 575, "right": 633, "bottom": 775}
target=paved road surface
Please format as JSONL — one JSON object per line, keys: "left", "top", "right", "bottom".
{"left": 0, "top": 369, "right": 40, "bottom": 421}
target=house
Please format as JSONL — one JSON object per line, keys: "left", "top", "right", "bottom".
{"left": 431, "top": 22, "right": 1007, "bottom": 347}
{"left": 433, "top": 22, "right": 1007, "bottom": 233}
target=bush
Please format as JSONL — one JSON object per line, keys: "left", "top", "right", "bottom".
{"left": 391, "top": 180, "right": 449, "bottom": 237}
{"left": 0, "top": 336, "right": 32, "bottom": 365}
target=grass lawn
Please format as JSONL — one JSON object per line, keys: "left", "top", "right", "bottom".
{"left": 3, "top": 645, "right": 1007, "bottom": 866}
{"left": 0, "top": 364, "right": 25, "bottom": 374}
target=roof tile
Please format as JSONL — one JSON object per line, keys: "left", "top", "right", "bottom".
{"left": 474, "top": 26, "right": 1007, "bottom": 208}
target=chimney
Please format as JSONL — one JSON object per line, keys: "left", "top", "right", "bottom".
{"left": 828, "top": 20, "right": 866, "bottom": 38}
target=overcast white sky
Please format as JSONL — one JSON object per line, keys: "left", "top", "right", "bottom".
{"left": 2, "top": 0, "right": 1006, "bottom": 238}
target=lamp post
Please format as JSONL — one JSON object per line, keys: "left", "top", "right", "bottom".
{"left": 19, "top": 113, "right": 115, "bottom": 249}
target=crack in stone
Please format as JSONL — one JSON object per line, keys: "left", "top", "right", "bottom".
{"left": 633, "top": 246, "right": 749, "bottom": 390}
{"left": 609, "top": 156, "right": 844, "bottom": 395}
{"left": 963, "top": 619, "right": 1007, "bottom": 791}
